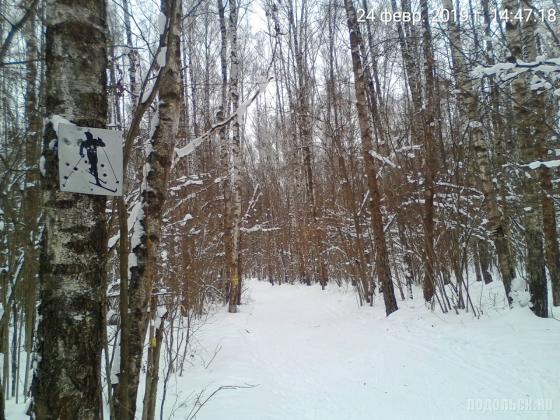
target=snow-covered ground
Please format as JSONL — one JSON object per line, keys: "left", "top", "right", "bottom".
{"left": 6, "top": 279, "right": 560, "bottom": 419}
{"left": 156, "top": 279, "right": 560, "bottom": 420}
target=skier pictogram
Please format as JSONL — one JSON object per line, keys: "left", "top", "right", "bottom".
{"left": 80, "top": 131, "right": 106, "bottom": 186}
{"left": 58, "top": 124, "right": 123, "bottom": 196}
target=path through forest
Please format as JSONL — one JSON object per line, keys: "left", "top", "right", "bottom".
{"left": 5, "top": 279, "right": 559, "bottom": 419}
{"left": 158, "top": 280, "right": 560, "bottom": 420}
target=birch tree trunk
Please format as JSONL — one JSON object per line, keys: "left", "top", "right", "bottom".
{"left": 392, "top": 0, "right": 436, "bottom": 302}
{"left": 228, "top": 0, "right": 242, "bottom": 313}
{"left": 287, "top": 0, "right": 327, "bottom": 289}
{"left": 122, "top": 0, "right": 138, "bottom": 102}
{"left": 326, "top": 0, "right": 369, "bottom": 301}
{"left": 22, "top": 9, "right": 41, "bottom": 404}
{"left": 444, "top": 0, "right": 515, "bottom": 301}
{"left": 141, "top": 296, "right": 166, "bottom": 420}
{"left": 30, "top": 0, "right": 108, "bottom": 418}
{"left": 504, "top": 0, "right": 548, "bottom": 316}
{"left": 217, "top": 0, "right": 232, "bottom": 299}
{"left": 419, "top": 0, "right": 437, "bottom": 303}
{"left": 344, "top": 0, "right": 398, "bottom": 316}
{"left": 127, "top": 0, "right": 183, "bottom": 415}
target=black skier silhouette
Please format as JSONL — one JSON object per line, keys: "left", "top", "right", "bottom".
{"left": 80, "top": 131, "right": 106, "bottom": 186}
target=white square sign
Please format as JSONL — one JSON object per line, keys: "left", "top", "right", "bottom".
{"left": 58, "top": 124, "right": 123, "bottom": 196}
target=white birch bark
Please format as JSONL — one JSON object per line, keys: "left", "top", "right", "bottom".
{"left": 30, "top": 1, "right": 108, "bottom": 418}
{"left": 126, "top": 0, "right": 182, "bottom": 416}
{"left": 444, "top": 0, "right": 516, "bottom": 301}
{"left": 228, "top": 0, "right": 242, "bottom": 313}
{"left": 503, "top": 0, "right": 548, "bottom": 316}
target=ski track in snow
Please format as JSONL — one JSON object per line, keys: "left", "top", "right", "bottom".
{"left": 6, "top": 279, "right": 559, "bottom": 419}
{"left": 158, "top": 280, "right": 560, "bottom": 420}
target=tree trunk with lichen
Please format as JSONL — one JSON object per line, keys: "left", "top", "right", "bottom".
{"left": 30, "top": 0, "right": 108, "bottom": 418}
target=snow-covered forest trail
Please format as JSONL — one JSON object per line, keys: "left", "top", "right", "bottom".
{"left": 161, "top": 280, "right": 560, "bottom": 420}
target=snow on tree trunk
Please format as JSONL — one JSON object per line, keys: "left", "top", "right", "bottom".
{"left": 443, "top": 0, "right": 515, "bottom": 302}
{"left": 228, "top": 0, "right": 242, "bottom": 313}
{"left": 418, "top": 0, "right": 437, "bottom": 304}
{"left": 326, "top": 4, "right": 370, "bottom": 301}
{"left": 217, "top": 0, "right": 233, "bottom": 299}
{"left": 288, "top": 0, "right": 327, "bottom": 289}
{"left": 344, "top": 0, "right": 398, "bottom": 316}
{"left": 126, "top": 0, "right": 182, "bottom": 416}
{"left": 122, "top": 0, "right": 139, "bottom": 102}
{"left": 30, "top": 1, "right": 109, "bottom": 418}
{"left": 391, "top": 0, "right": 436, "bottom": 304}
{"left": 22, "top": 11, "right": 41, "bottom": 407}
{"left": 504, "top": 0, "right": 548, "bottom": 317}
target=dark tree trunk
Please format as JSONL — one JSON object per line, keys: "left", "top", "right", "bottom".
{"left": 419, "top": 0, "right": 437, "bottom": 304}
{"left": 344, "top": 0, "right": 398, "bottom": 316}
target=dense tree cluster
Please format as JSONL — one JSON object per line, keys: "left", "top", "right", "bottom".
{"left": 0, "top": 0, "right": 559, "bottom": 418}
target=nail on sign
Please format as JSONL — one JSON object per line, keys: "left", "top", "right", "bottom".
{"left": 58, "top": 124, "right": 123, "bottom": 196}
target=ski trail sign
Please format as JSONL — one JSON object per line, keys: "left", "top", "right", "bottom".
{"left": 58, "top": 124, "right": 123, "bottom": 196}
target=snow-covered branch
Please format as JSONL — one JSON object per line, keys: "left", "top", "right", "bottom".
{"left": 174, "top": 77, "right": 273, "bottom": 162}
